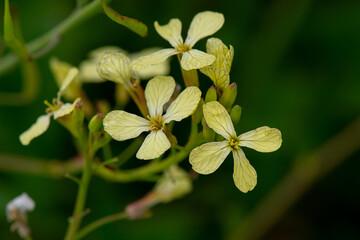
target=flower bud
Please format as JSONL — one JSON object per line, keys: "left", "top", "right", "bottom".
{"left": 205, "top": 86, "right": 217, "bottom": 103}
{"left": 220, "top": 83, "right": 237, "bottom": 110}
{"left": 88, "top": 113, "right": 103, "bottom": 133}
{"left": 230, "top": 105, "right": 242, "bottom": 126}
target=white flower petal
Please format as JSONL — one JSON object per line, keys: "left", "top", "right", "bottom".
{"left": 49, "top": 57, "right": 73, "bottom": 88}
{"left": 103, "top": 110, "right": 150, "bottom": 141}
{"left": 131, "top": 47, "right": 171, "bottom": 79}
{"left": 233, "top": 149, "right": 257, "bottom": 193}
{"left": 181, "top": 49, "right": 215, "bottom": 70}
{"left": 132, "top": 48, "right": 178, "bottom": 71}
{"left": 136, "top": 130, "right": 171, "bottom": 160}
{"left": 189, "top": 141, "right": 230, "bottom": 174}
{"left": 155, "top": 19, "right": 183, "bottom": 48}
{"left": 6, "top": 193, "right": 35, "bottom": 216}
{"left": 20, "top": 114, "right": 51, "bottom": 145}
{"left": 163, "top": 86, "right": 201, "bottom": 123}
{"left": 239, "top": 126, "right": 282, "bottom": 152}
{"left": 145, "top": 76, "right": 175, "bottom": 117}
{"left": 53, "top": 98, "right": 81, "bottom": 119}
{"left": 97, "top": 52, "right": 133, "bottom": 84}
{"left": 203, "top": 101, "right": 236, "bottom": 140}
{"left": 185, "top": 11, "right": 224, "bottom": 48}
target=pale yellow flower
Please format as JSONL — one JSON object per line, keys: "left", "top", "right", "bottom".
{"left": 132, "top": 11, "right": 224, "bottom": 71}
{"left": 19, "top": 68, "right": 80, "bottom": 145}
{"left": 103, "top": 76, "right": 201, "bottom": 160}
{"left": 200, "top": 38, "right": 234, "bottom": 89}
{"left": 80, "top": 46, "right": 170, "bottom": 83}
{"left": 189, "top": 101, "right": 282, "bottom": 192}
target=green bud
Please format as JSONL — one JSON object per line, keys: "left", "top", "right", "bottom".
{"left": 202, "top": 118, "right": 215, "bottom": 141}
{"left": 230, "top": 105, "right": 242, "bottom": 125}
{"left": 71, "top": 101, "right": 85, "bottom": 131}
{"left": 220, "top": 83, "right": 237, "bottom": 110}
{"left": 205, "top": 86, "right": 217, "bottom": 103}
{"left": 88, "top": 113, "right": 103, "bottom": 133}
{"left": 192, "top": 99, "right": 204, "bottom": 124}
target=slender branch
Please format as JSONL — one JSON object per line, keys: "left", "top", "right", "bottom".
{"left": 75, "top": 212, "right": 128, "bottom": 239}
{"left": 0, "top": 153, "right": 82, "bottom": 177}
{"left": 228, "top": 117, "right": 360, "bottom": 240}
{"left": 0, "top": 0, "right": 109, "bottom": 76}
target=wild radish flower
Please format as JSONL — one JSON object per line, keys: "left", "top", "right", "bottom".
{"left": 80, "top": 46, "right": 170, "bottom": 83}
{"left": 190, "top": 101, "right": 282, "bottom": 192}
{"left": 200, "top": 38, "right": 234, "bottom": 89}
{"left": 19, "top": 68, "right": 80, "bottom": 145}
{"left": 103, "top": 76, "right": 201, "bottom": 160}
{"left": 6, "top": 193, "right": 35, "bottom": 239}
{"left": 132, "top": 11, "right": 224, "bottom": 71}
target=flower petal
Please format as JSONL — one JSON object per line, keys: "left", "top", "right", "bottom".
{"left": 145, "top": 76, "right": 175, "bottom": 117}
{"left": 97, "top": 52, "right": 133, "bottom": 84}
{"left": 154, "top": 19, "right": 183, "bottom": 48}
{"left": 131, "top": 47, "right": 171, "bottom": 79}
{"left": 233, "top": 149, "right": 257, "bottom": 193}
{"left": 203, "top": 101, "right": 236, "bottom": 140}
{"left": 132, "top": 48, "right": 178, "bottom": 71}
{"left": 136, "top": 130, "right": 171, "bottom": 160}
{"left": 53, "top": 98, "right": 81, "bottom": 119}
{"left": 181, "top": 49, "right": 215, "bottom": 70}
{"left": 163, "top": 86, "right": 201, "bottom": 123}
{"left": 239, "top": 126, "right": 282, "bottom": 152}
{"left": 189, "top": 141, "right": 230, "bottom": 174}
{"left": 199, "top": 66, "right": 229, "bottom": 89}
{"left": 185, "top": 11, "right": 224, "bottom": 48}
{"left": 103, "top": 110, "right": 150, "bottom": 141}
{"left": 58, "top": 67, "right": 79, "bottom": 94}
{"left": 20, "top": 114, "right": 51, "bottom": 145}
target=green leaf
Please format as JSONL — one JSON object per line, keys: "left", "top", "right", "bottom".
{"left": 101, "top": 0, "right": 148, "bottom": 37}
{"left": 3, "top": 0, "right": 29, "bottom": 59}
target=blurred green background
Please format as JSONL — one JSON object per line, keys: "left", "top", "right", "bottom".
{"left": 1, "top": 0, "right": 360, "bottom": 239}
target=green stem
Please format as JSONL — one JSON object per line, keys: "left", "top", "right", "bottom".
{"left": 95, "top": 121, "right": 201, "bottom": 182}
{"left": 177, "top": 54, "right": 199, "bottom": 87}
{"left": 75, "top": 212, "right": 128, "bottom": 239}
{"left": 0, "top": 0, "right": 108, "bottom": 76}
{"left": 64, "top": 133, "right": 94, "bottom": 240}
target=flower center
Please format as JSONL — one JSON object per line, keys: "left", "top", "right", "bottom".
{"left": 177, "top": 42, "right": 190, "bottom": 53}
{"left": 44, "top": 98, "right": 62, "bottom": 113}
{"left": 229, "top": 137, "right": 240, "bottom": 150}
{"left": 147, "top": 114, "right": 164, "bottom": 132}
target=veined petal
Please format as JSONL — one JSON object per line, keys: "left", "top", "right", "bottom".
{"left": 97, "top": 52, "right": 132, "bottom": 84}
{"left": 53, "top": 98, "right": 81, "bottom": 119}
{"left": 199, "top": 66, "right": 229, "bottom": 89}
{"left": 189, "top": 141, "right": 230, "bottom": 174}
{"left": 103, "top": 110, "right": 150, "bottom": 141}
{"left": 20, "top": 114, "right": 51, "bottom": 145}
{"left": 136, "top": 130, "right": 171, "bottom": 160}
{"left": 233, "top": 149, "right": 257, "bottom": 193}
{"left": 163, "top": 86, "right": 201, "bottom": 123}
{"left": 181, "top": 49, "right": 215, "bottom": 70}
{"left": 203, "top": 101, "right": 236, "bottom": 140}
{"left": 145, "top": 76, "right": 175, "bottom": 117}
{"left": 79, "top": 46, "right": 124, "bottom": 83}
{"left": 185, "top": 11, "right": 224, "bottom": 48}
{"left": 132, "top": 48, "right": 178, "bottom": 71}
{"left": 154, "top": 19, "right": 183, "bottom": 48}
{"left": 239, "top": 126, "right": 282, "bottom": 152}
{"left": 131, "top": 47, "right": 171, "bottom": 79}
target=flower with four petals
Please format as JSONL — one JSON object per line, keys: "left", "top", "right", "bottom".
{"left": 190, "top": 101, "right": 282, "bottom": 192}
{"left": 103, "top": 76, "right": 201, "bottom": 160}
{"left": 132, "top": 11, "right": 224, "bottom": 71}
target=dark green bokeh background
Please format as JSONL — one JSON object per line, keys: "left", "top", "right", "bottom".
{"left": 1, "top": 0, "right": 360, "bottom": 239}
